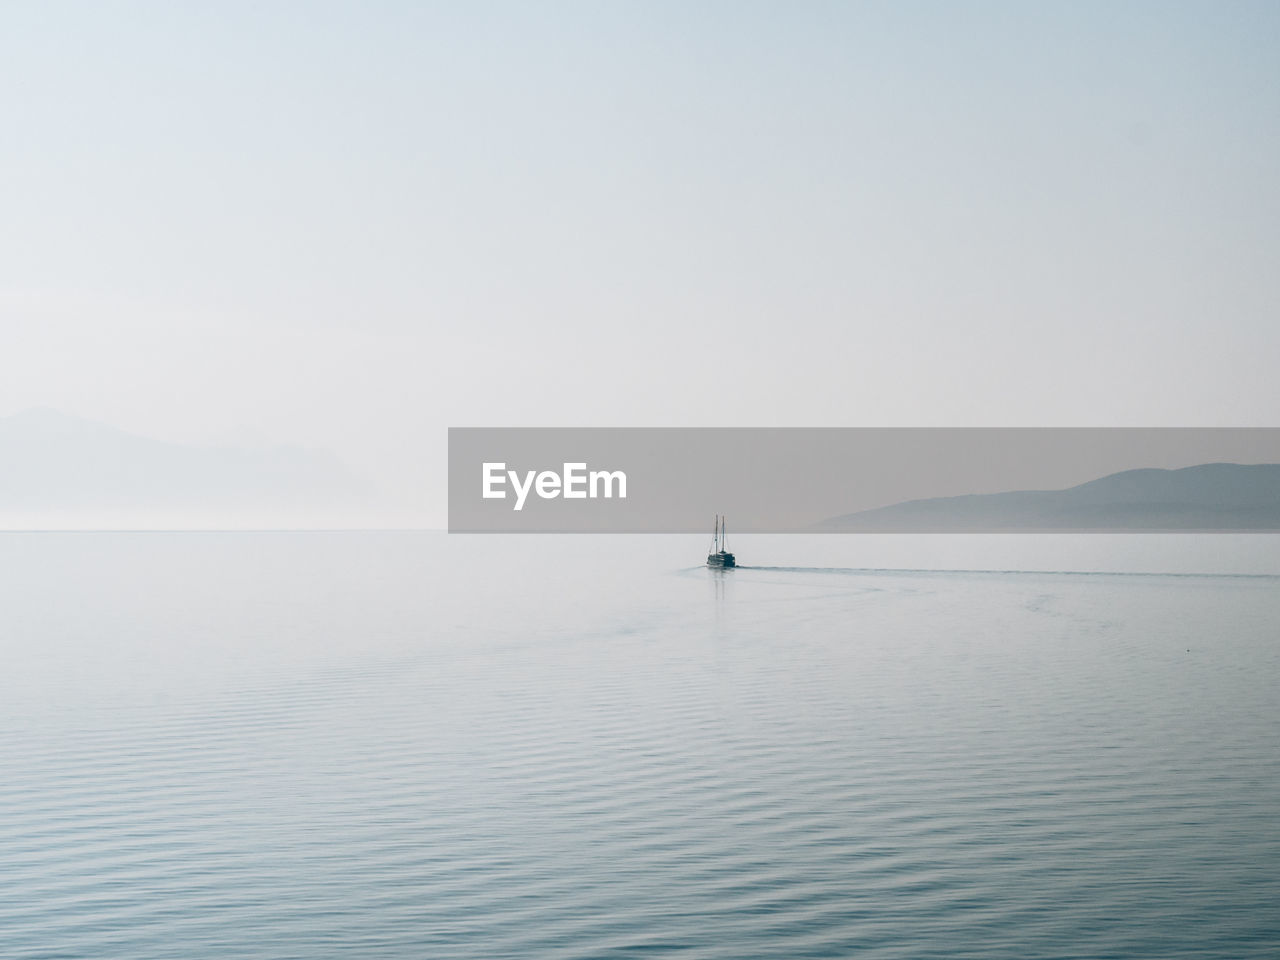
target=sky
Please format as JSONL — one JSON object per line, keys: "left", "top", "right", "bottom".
{"left": 2, "top": 1, "right": 1278, "bottom": 525}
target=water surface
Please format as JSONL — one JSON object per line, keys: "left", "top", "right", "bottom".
{"left": 1, "top": 533, "right": 1277, "bottom": 958}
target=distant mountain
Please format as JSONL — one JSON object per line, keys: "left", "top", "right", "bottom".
{"left": 819, "top": 463, "right": 1280, "bottom": 532}
{"left": 0, "top": 407, "right": 372, "bottom": 528}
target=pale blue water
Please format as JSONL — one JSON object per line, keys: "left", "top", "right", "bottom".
{"left": 1, "top": 533, "right": 1278, "bottom": 958}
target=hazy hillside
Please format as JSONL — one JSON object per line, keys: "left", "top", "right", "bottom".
{"left": 820, "top": 463, "right": 1280, "bottom": 532}
{"left": 0, "top": 408, "right": 373, "bottom": 528}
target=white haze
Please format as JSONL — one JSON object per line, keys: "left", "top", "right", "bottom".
{"left": 2, "top": 4, "right": 1278, "bottom": 526}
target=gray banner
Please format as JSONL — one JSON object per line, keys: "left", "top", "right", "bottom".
{"left": 448, "top": 428, "right": 1280, "bottom": 533}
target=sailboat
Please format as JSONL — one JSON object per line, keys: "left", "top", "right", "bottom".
{"left": 707, "top": 515, "right": 736, "bottom": 568}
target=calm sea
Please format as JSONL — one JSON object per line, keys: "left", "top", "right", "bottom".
{"left": 1, "top": 533, "right": 1278, "bottom": 958}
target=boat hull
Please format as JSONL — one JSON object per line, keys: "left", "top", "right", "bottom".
{"left": 707, "top": 552, "right": 736, "bottom": 568}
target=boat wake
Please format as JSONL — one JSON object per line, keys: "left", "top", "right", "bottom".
{"left": 730, "top": 565, "right": 1279, "bottom": 580}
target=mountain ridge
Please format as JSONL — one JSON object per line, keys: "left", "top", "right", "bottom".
{"left": 820, "top": 462, "right": 1280, "bottom": 531}
{"left": 0, "top": 407, "right": 372, "bottom": 527}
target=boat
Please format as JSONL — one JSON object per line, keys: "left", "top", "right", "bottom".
{"left": 707, "top": 515, "right": 736, "bottom": 568}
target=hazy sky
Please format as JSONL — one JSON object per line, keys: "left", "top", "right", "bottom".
{"left": 2, "top": 2, "right": 1277, "bottom": 523}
